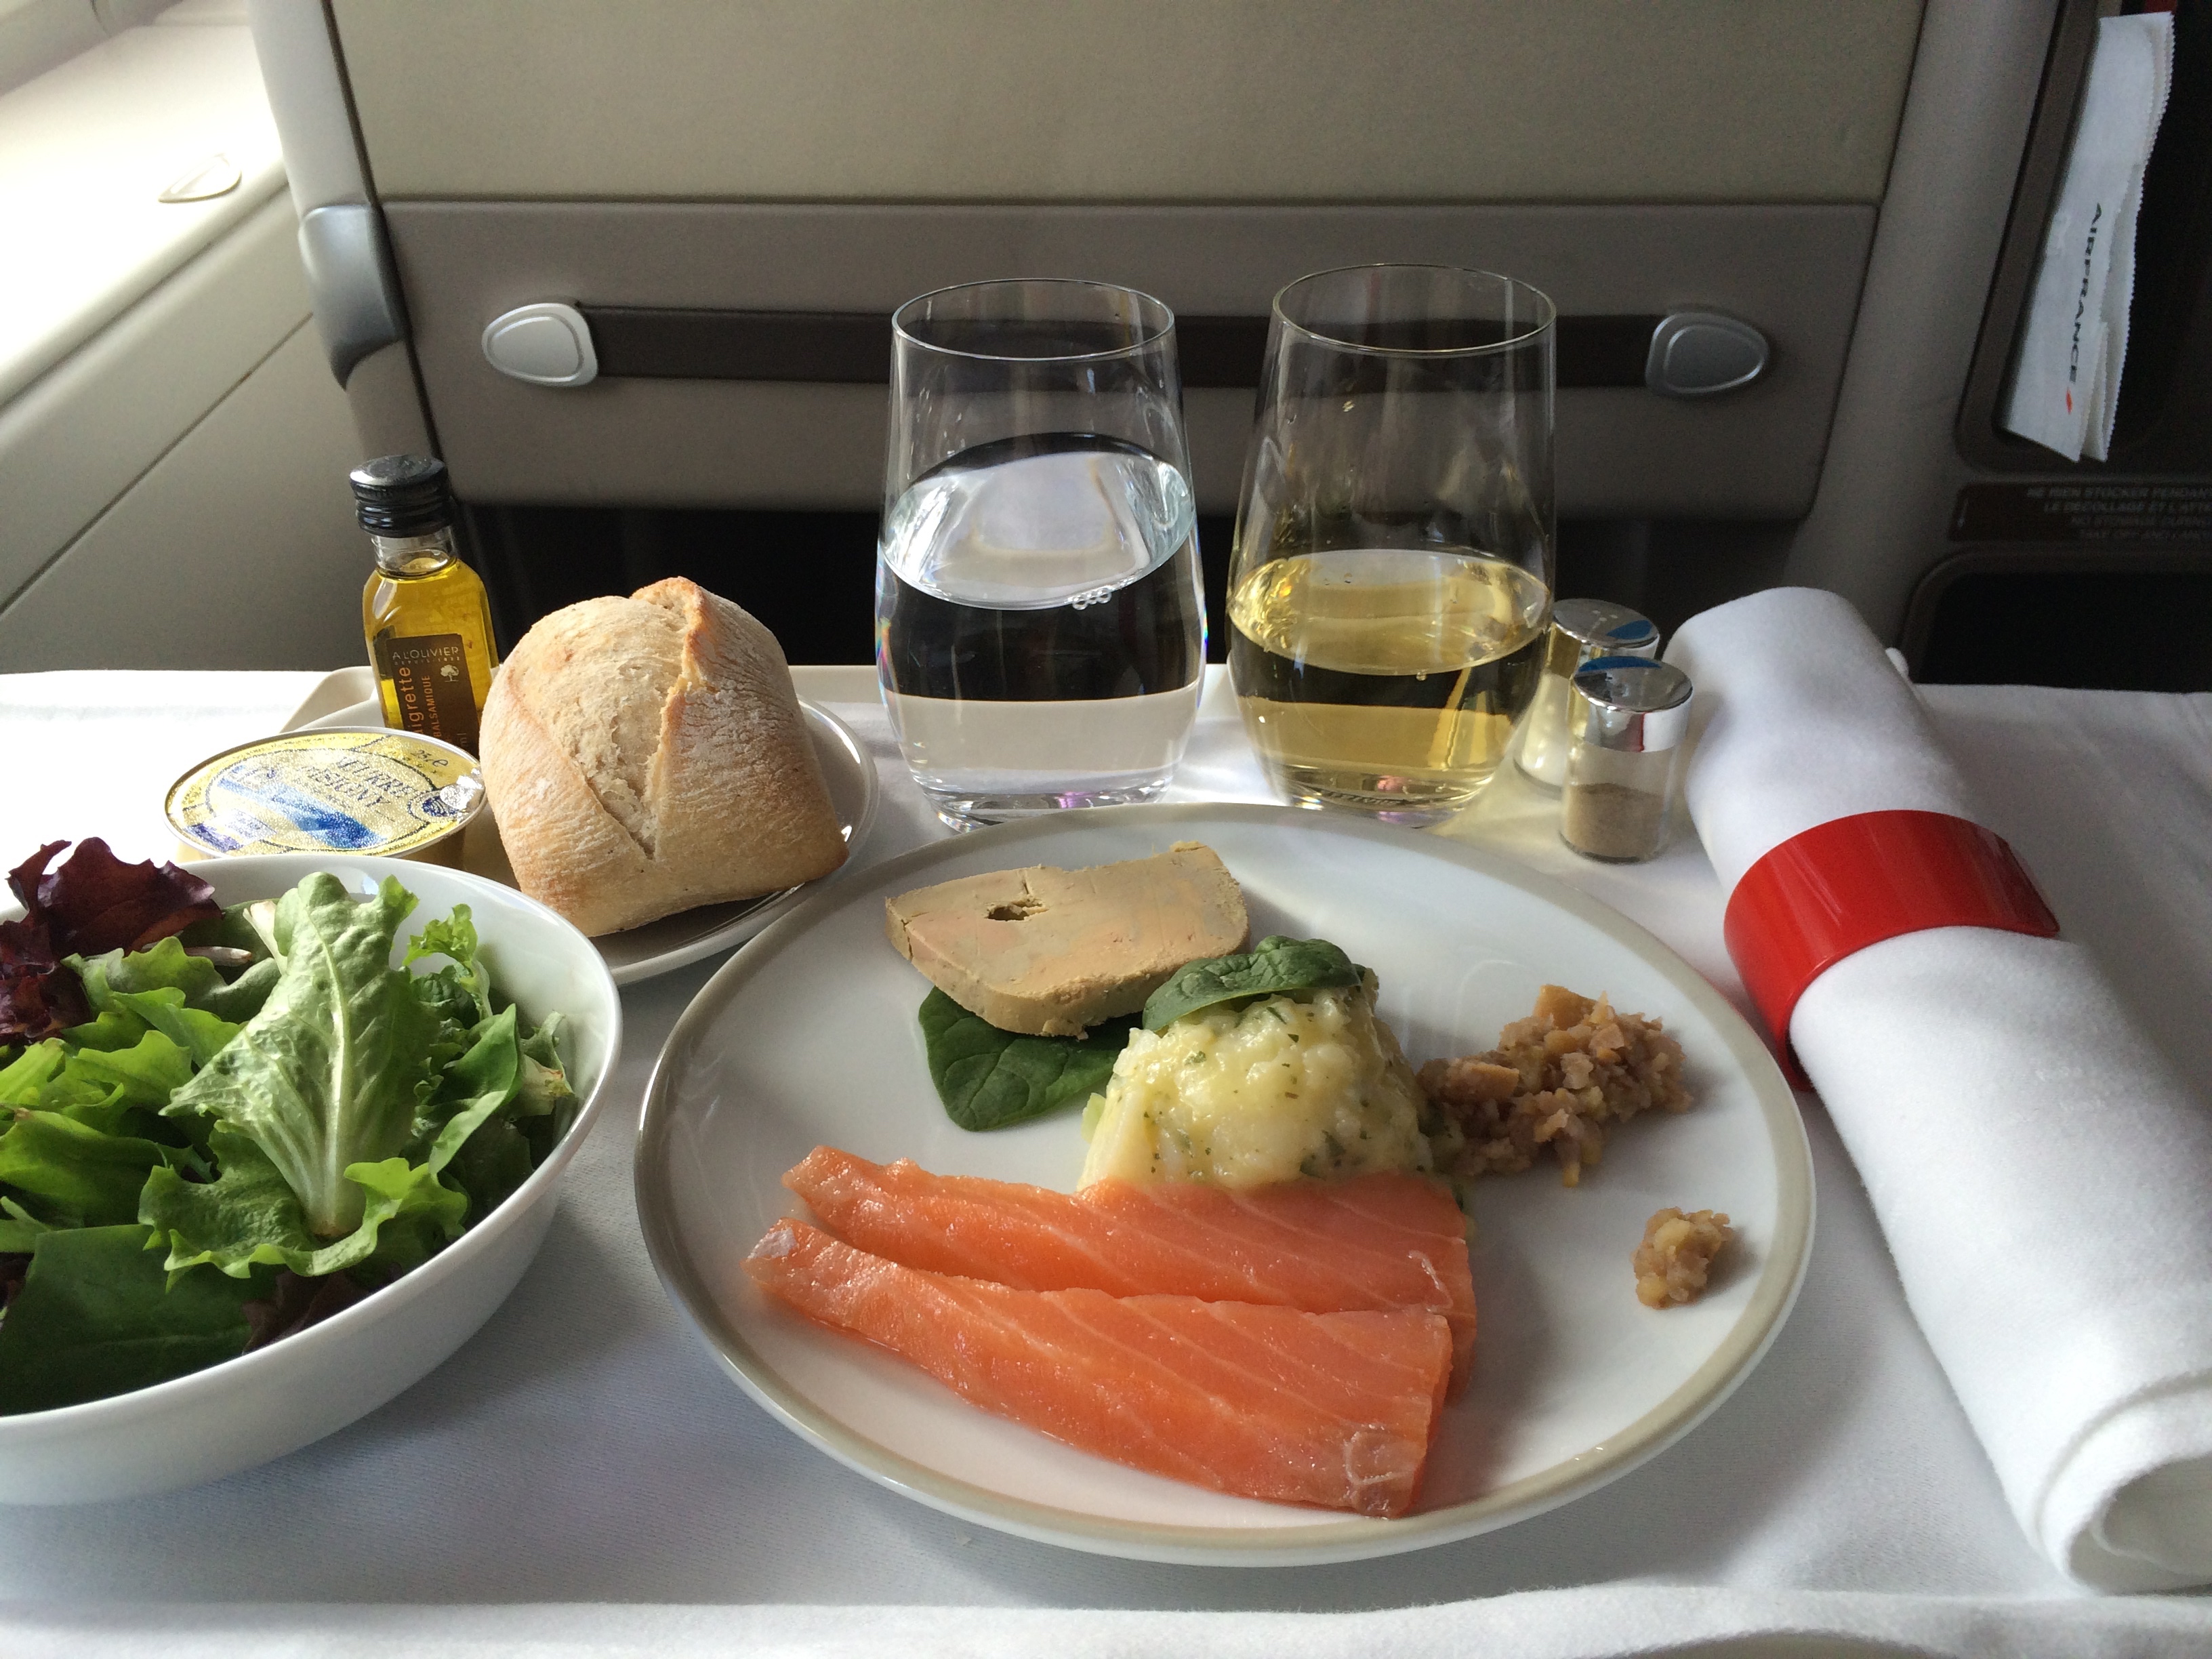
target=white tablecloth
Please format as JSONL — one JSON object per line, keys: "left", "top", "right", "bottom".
{"left": 1, "top": 665, "right": 2207, "bottom": 1656}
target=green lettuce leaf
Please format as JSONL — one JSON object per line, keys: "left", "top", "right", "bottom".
{"left": 76, "top": 935, "right": 275, "bottom": 1027}
{"left": 415, "top": 1006, "right": 520, "bottom": 1172}
{"left": 409, "top": 967, "right": 480, "bottom": 1044}
{"left": 174, "top": 902, "right": 279, "bottom": 1021}
{"left": 77, "top": 937, "right": 221, "bottom": 1004}
{"left": 403, "top": 905, "right": 491, "bottom": 1027}
{"left": 159, "top": 874, "right": 436, "bottom": 1240}
{"left": 0, "top": 1042, "right": 64, "bottom": 1107}
{"left": 138, "top": 1125, "right": 466, "bottom": 1279}
{"left": 502, "top": 1012, "right": 575, "bottom": 1176}
{"left": 0, "top": 1195, "right": 53, "bottom": 1253}
{"left": 0, "top": 1225, "right": 265, "bottom": 1414}
{"left": 514, "top": 1012, "right": 575, "bottom": 1131}
{"left": 30, "top": 1031, "right": 197, "bottom": 1142}
{"left": 60, "top": 1006, "right": 150, "bottom": 1053}
{"left": 918, "top": 989, "right": 1136, "bottom": 1132}
{"left": 419, "top": 1009, "right": 531, "bottom": 1223}
{"left": 195, "top": 958, "right": 279, "bottom": 1024}
{"left": 178, "top": 901, "right": 273, "bottom": 964}
{"left": 0, "top": 1109, "right": 169, "bottom": 1227}
{"left": 1141, "top": 936, "right": 1365, "bottom": 1031}
{"left": 238, "top": 899, "right": 283, "bottom": 967}
{"left": 104, "top": 989, "right": 239, "bottom": 1070}
{"left": 0, "top": 1031, "right": 192, "bottom": 1141}
{"left": 57, "top": 1029, "right": 194, "bottom": 1110}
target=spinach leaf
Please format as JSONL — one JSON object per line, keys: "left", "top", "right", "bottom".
{"left": 918, "top": 989, "right": 1136, "bottom": 1132}
{"left": 441, "top": 1118, "right": 535, "bottom": 1224}
{"left": 0, "top": 1225, "right": 266, "bottom": 1414}
{"left": 1141, "top": 936, "right": 1364, "bottom": 1031}
{"left": 159, "top": 874, "right": 436, "bottom": 1240}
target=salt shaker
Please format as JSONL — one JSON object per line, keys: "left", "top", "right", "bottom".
{"left": 1515, "top": 599, "right": 1661, "bottom": 789}
{"left": 1560, "top": 658, "right": 1693, "bottom": 863}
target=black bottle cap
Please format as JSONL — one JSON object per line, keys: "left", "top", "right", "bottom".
{"left": 350, "top": 454, "right": 455, "bottom": 536}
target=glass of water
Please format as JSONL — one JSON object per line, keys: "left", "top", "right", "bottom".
{"left": 876, "top": 279, "right": 1208, "bottom": 832}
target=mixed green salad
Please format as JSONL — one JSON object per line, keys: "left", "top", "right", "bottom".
{"left": 0, "top": 839, "right": 577, "bottom": 1413}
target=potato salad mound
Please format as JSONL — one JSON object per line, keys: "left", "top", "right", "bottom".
{"left": 1078, "top": 973, "right": 1431, "bottom": 1189}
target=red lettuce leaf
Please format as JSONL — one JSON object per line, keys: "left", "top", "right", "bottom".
{"left": 3, "top": 844, "right": 67, "bottom": 915}
{"left": 8, "top": 838, "right": 219, "bottom": 956}
{"left": 0, "top": 916, "right": 91, "bottom": 1043}
{"left": 0, "top": 1253, "right": 28, "bottom": 1312}
{"left": 1, "top": 838, "right": 219, "bottom": 1042}
{"left": 241, "top": 1266, "right": 385, "bottom": 1352}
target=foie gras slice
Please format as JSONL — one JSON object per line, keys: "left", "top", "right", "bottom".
{"left": 884, "top": 842, "right": 1248, "bottom": 1036}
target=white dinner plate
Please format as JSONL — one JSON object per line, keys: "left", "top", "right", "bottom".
{"left": 298, "top": 693, "right": 878, "bottom": 986}
{"left": 636, "top": 804, "right": 1814, "bottom": 1565}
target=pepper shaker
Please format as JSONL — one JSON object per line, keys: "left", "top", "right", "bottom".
{"left": 1516, "top": 599, "right": 1661, "bottom": 789}
{"left": 1560, "top": 658, "right": 1693, "bottom": 863}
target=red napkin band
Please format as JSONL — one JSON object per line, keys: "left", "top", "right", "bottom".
{"left": 1723, "top": 809, "right": 2060, "bottom": 1084}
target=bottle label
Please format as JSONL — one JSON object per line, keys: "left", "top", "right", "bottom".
{"left": 375, "top": 632, "right": 480, "bottom": 752}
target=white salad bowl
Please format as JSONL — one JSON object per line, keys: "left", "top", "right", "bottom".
{"left": 0, "top": 853, "right": 621, "bottom": 1503}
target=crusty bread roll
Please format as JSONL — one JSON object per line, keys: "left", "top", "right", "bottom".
{"left": 480, "top": 577, "right": 845, "bottom": 935}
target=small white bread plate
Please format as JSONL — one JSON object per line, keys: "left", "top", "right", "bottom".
{"left": 0, "top": 853, "right": 621, "bottom": 1504}
{"left": 636, "top": 803, "right": 1814, "bottom": 1565}
{"left": 293, "top": 682, "right": 878, "bottom": 986}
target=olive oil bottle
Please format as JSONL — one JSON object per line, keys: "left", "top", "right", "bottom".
{"left": 354, "top": 455, "right": 498, "bottom": 754}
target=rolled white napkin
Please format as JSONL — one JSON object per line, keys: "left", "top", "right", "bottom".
{"left": 1667, "top": 587, "right": 2212, "bottom": 1591}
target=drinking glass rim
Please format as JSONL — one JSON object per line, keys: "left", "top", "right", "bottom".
{"left": 892, "top": 277, "right": 1176, "bottom": 364}
{"left": 1272, "top": 263, "right": 1556, "bottom": 356}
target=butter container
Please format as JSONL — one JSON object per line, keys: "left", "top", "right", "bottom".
{"left": 166, "top": 728, "right": 485, "bottom": 865}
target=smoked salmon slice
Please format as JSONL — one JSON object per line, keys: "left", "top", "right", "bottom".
{"left": 744, "top": 1219, "right": 1452, "bottom": 1517}
{"left": 783, "top": 1147, "right": 1477, "bottom": 1391}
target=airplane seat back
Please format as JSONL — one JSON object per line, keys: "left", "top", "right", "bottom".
{"left": 250, "top": 0, "right": 2200, "bottom": 680}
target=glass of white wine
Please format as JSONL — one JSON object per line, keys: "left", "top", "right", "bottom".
{"left": 1227, "top": 265, "right": 1555, "bottom": 824}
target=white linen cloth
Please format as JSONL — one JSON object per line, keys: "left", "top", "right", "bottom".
{"left": 1, "top": 663, "right": 2210, "bottom": 1654}
{"left": 2001, "top": 11, "right": 2175, "bottom": 462}
{"left": 1667, "top": 588, "right": 2212, "bottom": 1591}
{"left": 0, "top": 670, "right": 330, "bottom": 862}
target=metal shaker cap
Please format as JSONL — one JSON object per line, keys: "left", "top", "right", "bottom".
{"left": 1572, "top": 657, "right": 1693, "bottom": 753}
{"left": 1544, "top": 598, "right": 1659, "bottom": 679}
{"left": 1553, "top": 598, "right": 1659, "bottom": 654}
